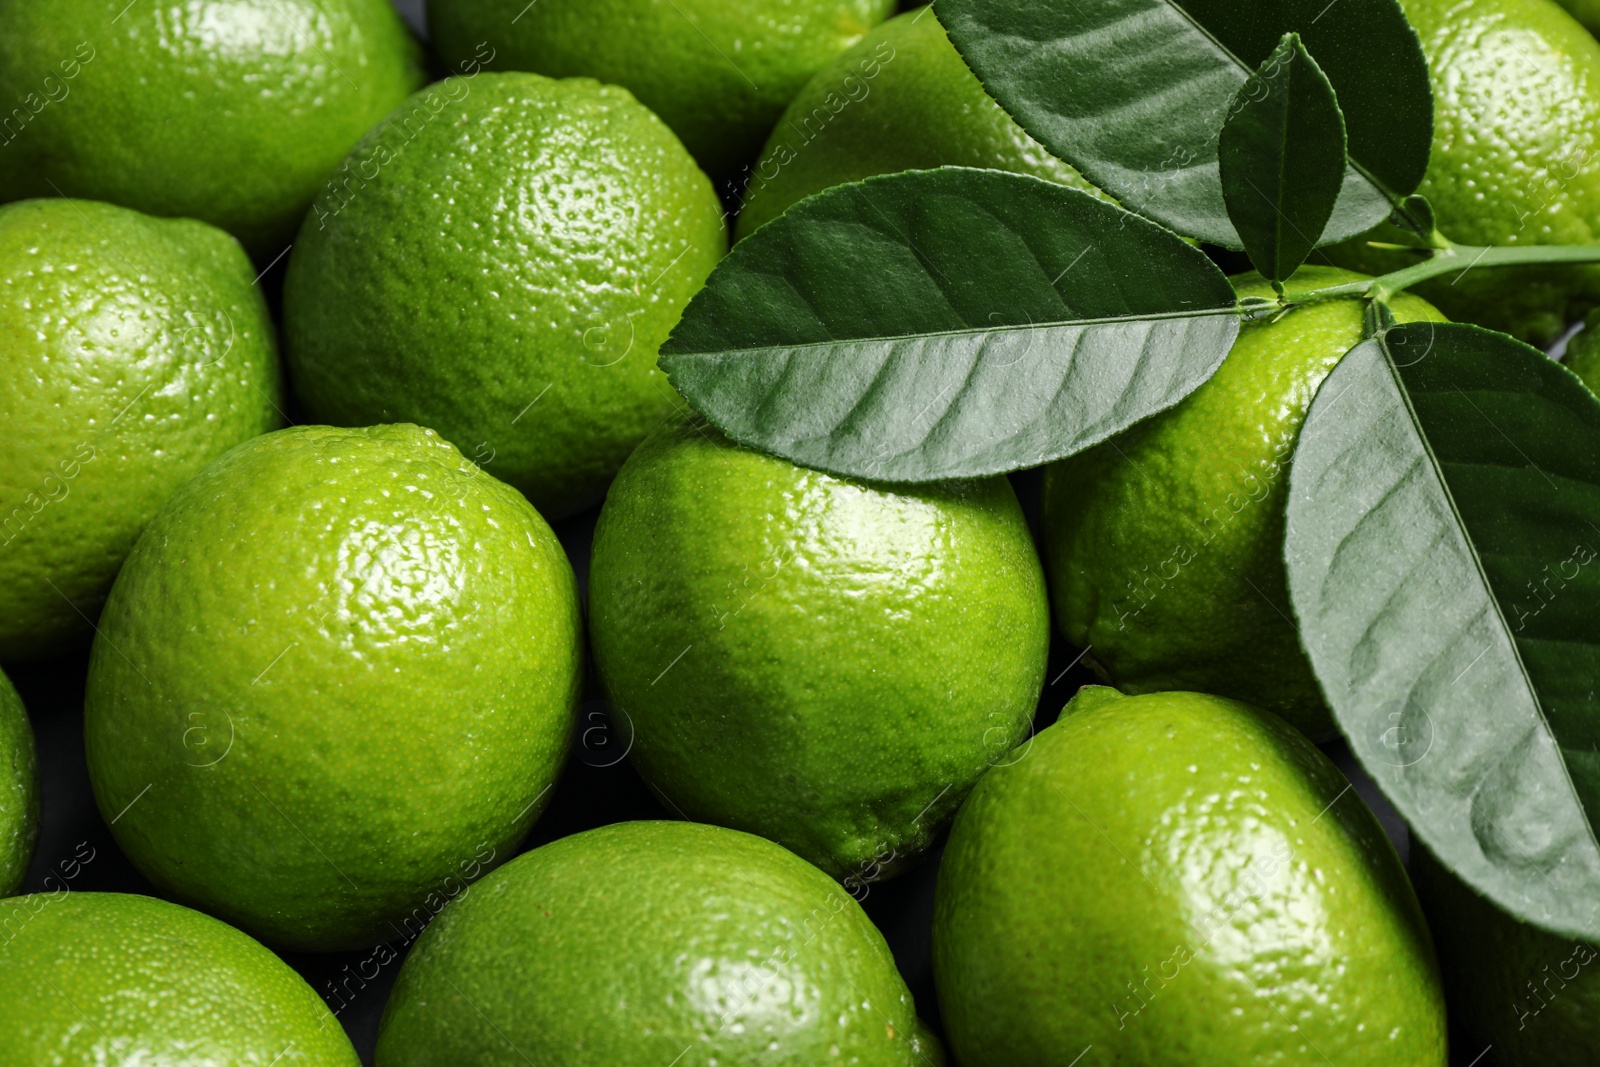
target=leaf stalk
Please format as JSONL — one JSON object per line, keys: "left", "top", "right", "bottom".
{"left": 1278, "top": 243, "right": 1600, "bottom": 314}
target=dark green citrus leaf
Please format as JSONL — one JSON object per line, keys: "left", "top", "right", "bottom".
{"left": 659, "top": 168, "right": 1240, "bottom": 483}
{"left": 936, "top": 0, "right": 1432, "bottom": 248}
{"left": 1219, "top": 34, "right": 1347, "bottom": 284}
{"left": 1286, "top": 321, "right": 1600, "bottom": 939}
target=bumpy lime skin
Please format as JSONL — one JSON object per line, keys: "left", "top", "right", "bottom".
{"left": 428, "top": 0, "right": 896, "bottom": 182}
{"left": 1328, "top": 0, "right": 1600, "bottom": 345}
{"left": 1413, "top": 846, "right": 1600, "bottom": 1067}
{"left": 84, "top": 425, "right": 583, "bottom": 952}
{"left": 0, "top": 893, "right": 359, "bottom": 1064}
{"left": 375, "top": 820, "right": 942, "bottom": 1066}
{"left": 588, "top": 417, "right": 1049, "bottom": 881}
{"left": 933, "top": 687, "right": 1447, "bottom": 1067}
{"left": 0, "top": 198, "right": 282, "bottom": 661}
{"left": 0, "top": 0, "right": 423, "bottom": 258}
{"left": 1041, "top": 268, "right": 1444, "bottom": 739}
{"left": 284, "top": 72, "right": 727, "bottom": 520}
{"left": 0, "top": 668, "right": 38, "bottom": 895}
{"left": 735, "top": 6, "right": 1101, "bottom": 239}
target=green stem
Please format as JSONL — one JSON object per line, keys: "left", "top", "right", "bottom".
{"left": 1279, "top": 243, "right": 1600, "bottom": 313}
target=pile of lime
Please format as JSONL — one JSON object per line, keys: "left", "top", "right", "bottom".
{"left": 0, "top": 0, "right": 1596, "bottom": 1064}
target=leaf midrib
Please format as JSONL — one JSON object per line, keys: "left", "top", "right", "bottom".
{"left": 1155, "top": 0, "right": 1391, "bottom": 210}
{"left": 1162, "top": 0, "right": 1254, "bottom": 88}
{"left": 1376, "top": 332, "right": 1600, "bottom": 863}
{"left": 664, "top": 306, "right": 1242, "bottom": 359}
{"left": 1274, "top": 48, "right": 1295, "bottom": 278}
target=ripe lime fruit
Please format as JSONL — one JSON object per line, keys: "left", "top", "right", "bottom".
{"left": 1040, "top": 267, "right": 1444, "bottom": 739}
{"left": 428, "top": 0, "right": 896, "bottom": 182}
{"left": 284, "top": 72, "right": 727, "bottom": 519}
{"left": 84, "top": 424, "right": 583, "bottom": 951}
{"left": 933, "top": 686, "right": 1447, "bottom": 1066}
{"left": 1412, "top": 846, "right": 1598, "bottom": 1066}
{"left": 0, "top": 198, "right": 281, "bottom": 661}
{"left": 589, "top": 416, "right": 1048, "bottom": 882}
{"left": 735, "top": 6, "right": 1101, "bottom": 239}
{"left": 0, "top": 0, "right": 423, "bottom": 258}
{"left": 0, "top": 892, "right": 358, "bottom": 1064}
{"left": 0, "top": 667, "right": 38, "bottom": 895}
{"left": 1326, "top": 0, "right": 1600, "bottom": 345}
{"left": 375, "top": 820, "right": 942, "bottom": 1066}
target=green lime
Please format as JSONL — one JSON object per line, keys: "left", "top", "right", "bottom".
{"left": 933, "top": 686, "right": 1447, "bottom": 1065}
{"left": 588, "top": 415, "right": 1048, "bottom": 881}
{"left": 0, "top": 0, "right": 422, "bottom": 255}
{"left": 376, "top": 820, "right": 942, "bottom": 1065}
{"left": 84, "top": 424, "right": 583, "bottom": 951}
{"left": 735, "top": 6, "right": 1101, "bottom": 239}
{"left": 1325, "top": 0, "right": 1600, "bottom": 345}
{"left": 0, "top": 198, "right": 281, "bottom": 661}
{"left": 0, "top": 0, "right": 422, "bottom": 258}
{"left": 428, "top": 0, "right": 896, "bottom": 182}
{"left": 1412, "top": 845, "right": 1598, "bottom": 1066}
{"left": 0, "top": 892, "right": 358, "bottom": 1064}
{"left": 284, "top": 72, "right": 727, "bottom": 520}
{"left": 0, "top": 666, "right": 37, "bottom": 895}
{"left": 1040, "top": 267, "right": 1445, "bottom": 739}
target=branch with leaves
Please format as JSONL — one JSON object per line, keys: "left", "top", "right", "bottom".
{"left": 660, "top": 0, "right": 1600, "bottom": 940}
